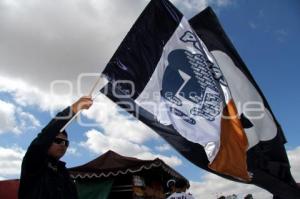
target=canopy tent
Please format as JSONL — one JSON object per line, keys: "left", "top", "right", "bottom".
{"left": 69, "top": 150, "right": 188, "bottom": 199}
{"left": 0, "top": 179, "right": 19, "bottom": 199}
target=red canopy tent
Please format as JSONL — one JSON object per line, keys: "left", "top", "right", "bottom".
{"left": 0, "top": 179, "right": 19, "bottom": 199}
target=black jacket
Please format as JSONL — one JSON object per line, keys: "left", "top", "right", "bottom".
{"left": 19, "top": 107, "right": 78, "bottom": 199}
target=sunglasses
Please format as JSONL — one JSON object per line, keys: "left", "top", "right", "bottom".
{"left": 53, "top": 138, "right": 69, "bottom": 147}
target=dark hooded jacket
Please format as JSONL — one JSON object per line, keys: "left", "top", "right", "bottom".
{"left": 19, "top": 107, "right": 78, "bottom": 199}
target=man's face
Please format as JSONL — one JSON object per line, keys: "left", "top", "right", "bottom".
{"left": 47, "top": 133, "right": 69, "bottom": 160}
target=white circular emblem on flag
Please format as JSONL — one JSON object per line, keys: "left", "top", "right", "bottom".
{"left": 161, "top": 32, "right": 224, "bottom": 124}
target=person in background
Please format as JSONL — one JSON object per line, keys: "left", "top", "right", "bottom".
{"left": 18, "top": 96, "right": 93, "bottom": 199}
{"left": 166, "top": 179, "right": 176, "bottom": 197}
{"left": 167, "top": 179, "right": 195, "bottom": 199}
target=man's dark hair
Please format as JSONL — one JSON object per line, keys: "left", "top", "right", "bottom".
{"left": 175, "top": 179, "right": 187, "bottom": 188}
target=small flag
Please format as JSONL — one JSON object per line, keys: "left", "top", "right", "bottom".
{"left": 189, "top": 7, "right": 300, "bottom": 199}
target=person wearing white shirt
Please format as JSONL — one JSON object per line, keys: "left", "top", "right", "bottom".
{"left": 166, "top": 179, "right": 196, "bottom": 199}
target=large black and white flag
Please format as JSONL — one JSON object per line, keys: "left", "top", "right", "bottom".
{"left": 101, "top": 0, "right": 251, "bottom": 182}
{"left": 189, "top": 7, "right": 300, "bottom": 199}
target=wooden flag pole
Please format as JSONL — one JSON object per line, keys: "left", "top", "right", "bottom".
{"left": 87, "top": 76, "right": 102, "bottom": 96}
{"left": 60, "top": 75, "right": 106, "bottom": 132}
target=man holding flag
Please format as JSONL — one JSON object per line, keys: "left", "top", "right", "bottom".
{"left": 19, "top": 96, "right": 93, "bottom": 199}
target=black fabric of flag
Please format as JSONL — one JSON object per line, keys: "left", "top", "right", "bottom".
{"left": 189, "top": 7, "right": 300, "bottom": 199}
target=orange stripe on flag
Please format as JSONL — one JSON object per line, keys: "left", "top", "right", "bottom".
{"left": 209, "top": 99, "right": 250, "bottom": 181}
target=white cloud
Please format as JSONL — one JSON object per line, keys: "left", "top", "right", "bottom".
{"left": 155, "top": 143, "right": 172, "bottom": 152}
{"left": 82, "top": 95, "right": 158, "bottom": 143}
{"left": 136, "top": 152, "right": 182, "bottom": 167}
{"left": 209, "top": 0, "right": 234, "bottom": 7}
{"left": 170, "top": 0, "right": 235, "bottom": 18}
{"left": 0, "top": 146, "right": 25, "bottom": 177}
{"left": 288, "top": 146, "right": 300, "bottom": 182}
{"left": 0, "top": 0, "right": 147, "bottom": 90}
{"left": 80, "top": 129, "right": 151, "bottom": 156}
{"left": 18, "top": 109, "right": 41, "bottom": 129}
{"left": 0, "top": 99, "right": 40, "bottom": 134}
{"left": 170, "top": 0, "right": 208, "bottom": 18}
{"left": 189, "top": 146, "right": 300, "bottom": 199}
{"left": 0, "top": 99, "right": 19, "bottom": 133}
{"left": 0, "top": 75, "right": 72, "bottom": 112}
{"left": 80, "top": 129, "right": 182, "bottom": 167}
{"left": 66, "top": 146, "right": 80, "bottom": 157}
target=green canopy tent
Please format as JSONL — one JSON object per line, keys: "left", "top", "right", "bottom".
{"left": 69, "top": 150, "right": 188, "bottom": 199}
{"left": 75, "top": 179, "right": 113, "bottom": 199}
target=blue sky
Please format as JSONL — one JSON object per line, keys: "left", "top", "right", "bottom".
{"left": 0, "top": 0, "right": 299, "bottom": 198}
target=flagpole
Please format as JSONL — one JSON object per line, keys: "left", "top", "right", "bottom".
{"left": 59, "top": 75, "right": 105, "bottom": 132}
